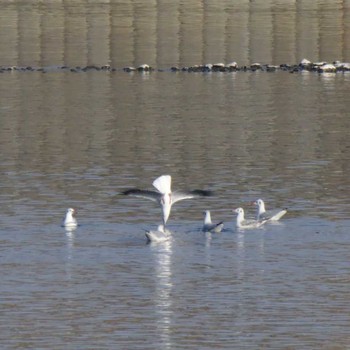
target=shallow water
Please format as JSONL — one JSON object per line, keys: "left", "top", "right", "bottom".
{"left": 1, "top": 1, "right": 350, "bottom": 349}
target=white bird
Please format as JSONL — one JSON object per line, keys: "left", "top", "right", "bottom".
{"left": 202, "top": 210, "right": 224, "bottom": 233}
{"left": 234, "top": 207, "right": 267, "bottom": 229}
{"left": 145, "top": 224, "right": 172, "bottom": 243}
{"left": 122, "top": 175, "right": 212, "bottom": 226}
{"left": 254, "top": 199, "right": 287, "bottom": 221}
{"left": 62, "top": 208, "right": 77, "bottom": 228}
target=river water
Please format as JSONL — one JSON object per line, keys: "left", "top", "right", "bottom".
{"left": 1, "top": 1, "right": 350, "bottom": 349}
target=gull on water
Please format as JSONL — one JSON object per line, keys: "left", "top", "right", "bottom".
{"left": 254, "top": 199, "right": 287, "bottom": 221}
{"left": 202, "top": 210, "right": 224, "bottom": 233}
{"left": 145, "top": 224, "right": 172, "bottom": 243}
{"left": 62, "top": 208, "right": 78, "bottom": 228}
{"left": 234, "top": 207, "right": 267, "bottom": 229}
{"left": 122, "top": 174, "right": 212, "bottom": 226}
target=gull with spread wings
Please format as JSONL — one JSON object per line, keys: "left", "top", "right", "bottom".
{"left": 122, "top": 174, "right": 212, "bottom": 226}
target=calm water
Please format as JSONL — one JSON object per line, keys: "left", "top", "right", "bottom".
{"left": 1, "top": 1, "right": 350, "bottom": 349}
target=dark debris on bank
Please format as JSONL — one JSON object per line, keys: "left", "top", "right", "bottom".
{"left": 1, "top": 59, "right": 350, "bottom": 74}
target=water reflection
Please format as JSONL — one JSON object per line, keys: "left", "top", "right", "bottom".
{"left": 204, "top": 232, "right": 212, "bottom": 273}
{"left": 205, "top": 231, "right": 212, "bottom": 248}
{"left": 65, "top": 227, "right": 76, "bottom": 280}
{"left": 257, "top": 231, "right": 266, "bottom": 256}
{"left": 150, "top": 240, "right": 173, "bottom": 350}
{"left": 0, "top": 0, "right": 349, "bottom": 68}
{"left": 236, "top": 232, "right": 246, "bottom": 281}
{"left": 65, "top": 228, "right": 76, "bottom": 250}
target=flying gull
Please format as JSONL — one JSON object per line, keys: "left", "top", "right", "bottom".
{"left": 122, "top": 174, "right": 212, "bottom": 226}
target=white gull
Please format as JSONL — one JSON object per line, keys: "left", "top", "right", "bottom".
{"left": 145, "top": 224, "right": 172, "bottom": 243}
{"left": 202, "top": 210, "right": 224, "bottom": 233}
{"left": 234, "top": 207, "right": 267, "bottom": 229}
{"left": 254, "top": 199, "right": 287, "bottom": 221}
{"left": 122, "top": 175, "right": 212, "bottom": 226}
{"left": 62, "top": 208, "right": 78, "bottom": 229}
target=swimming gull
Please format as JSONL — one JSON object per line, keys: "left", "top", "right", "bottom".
{"left": 122, "top": 174, "right": 212, "bottom": 225}
{"left": 254, "top": 199, "right": 287, "bottom": 221}
{"left": 62, "top": 208, "right": 78, "bottom": 228}
{"left": 145, "top": 224, "right": 172, "bottom": 243}
{"left": 234, "top": 207, "right": 267, "bottom": 229}
{"left": 202, "top": 210, "right": 224, "bottom": 233}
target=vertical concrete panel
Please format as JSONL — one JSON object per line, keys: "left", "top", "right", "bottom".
{"left": 178, "top": 1, "right": 204, "bottom": 66}
{"left": 156, "top": 0, "right": 181, "bottom": 67}
{"left": 40, "top": 1, "right": 65, "bottom": 66}
{"left": 63, "top": 1, "right": 88, "bottom": 66}
{"left": 133, "top": 0, "right": 157, "bottom": 66}
{"left": 248, "top": 0, "right": 273, "bottom": 64}
{"left": 0, "top": 5, "right": 18, "bottom": 64}
{"left": 295, "top": 0, "right": 320, "bottom": 62}
{"left": 86, "top": 1, "right": 111, "bottom": 65}
{"left": 225, "top": 0, "right": 250, "bottom": 65}
{"left": 110, "top": 1, "right": 134, "bottom": 67}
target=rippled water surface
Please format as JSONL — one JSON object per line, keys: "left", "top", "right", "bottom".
{"left": 1, "top": 1, "right": 350, "bottom": 349}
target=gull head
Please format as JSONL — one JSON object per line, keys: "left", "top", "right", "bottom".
{"left": 253, "top": 199, "right": 264, "bottom": 207}
{"left": 234, "top": 207, "right": 244, "bottom": 215}
{"left": 67, "top": 208, "right": 76, "bottom": 216}
{"left": 253, "top": 199, "right": 265, "bottom": 213}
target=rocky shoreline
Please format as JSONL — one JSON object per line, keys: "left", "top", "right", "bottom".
{"left": 1, "top": 59, "right": 350, "bottom": 74}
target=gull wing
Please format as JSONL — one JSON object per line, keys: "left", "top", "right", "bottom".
{"left": 240, "top": 218, "right": 267, "bottom": 229}
{"left": 121, "top": 189, "right": 161, "bottom": 203}
{"left": 203, "top": 222, "right": 224, "bottom": 233}
{"left": 172, "top": 189, "right": 213, "bottom": 204}
{"left": 262, "top": 209, "right": 287, "bottom": 221}
{"left": 152, "top": 175, "right": 171, "bottom": 194}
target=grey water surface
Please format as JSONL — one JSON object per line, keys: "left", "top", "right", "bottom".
{"left": 1, "top": 1, "right": 350, "bottom": 349}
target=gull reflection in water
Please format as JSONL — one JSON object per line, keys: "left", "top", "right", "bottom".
{"left": 236, "top": 231, "right": 246, "bottom": 290}
{"left": 205, "top": 231, "right": 212, "bottom": 248}
{"left": 65, "top": 227, "right": 77, "bottom": 280}
{"left": 235, "top": 230, "right": 247, "bottom": 335}
{"left": 150, "top": 238, "right": 173, "bottom": 350}
{"left": 204, "top": 231, "right": 212, "bottom": 269}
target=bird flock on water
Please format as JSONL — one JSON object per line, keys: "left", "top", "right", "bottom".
{"left": 62, "top": 175, "right": 287, "bottom": 243}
